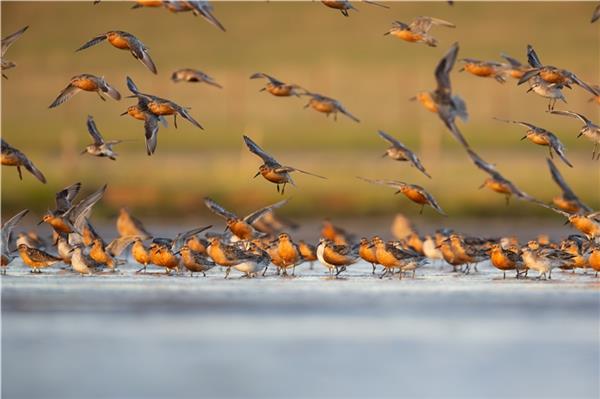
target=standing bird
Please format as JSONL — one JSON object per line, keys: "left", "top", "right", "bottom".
{"left": 377, "top": 130, "right": 431, "bottom": 178}
{"left": 171, "top": 68, "right": 222, "bottom": 88}
{"left": 550, "top": 110, "right": 600, "bottom": 160}
{"left": 357, "top": 177, "right": 446, "bottom": 215}
{"left": 467, "top": 149, "right": 538, "bottom": 205}
{"left": 321, "top": 0, "right": 389, "bottom": 17}
{"left": 1, "top": 209, "right": 29, "bottom": 271}
{"left": 384, "top": 16, "right": 455, "bottom": 47}
{"left": 413, "top": 42, "right": 469, "bottom": 150}
{"left": 1, "top": 25, "right": 28, "bottom": 79}
{"left": 302, "top": 91, "right": 360, "bottom": 122}
{"left": 70, "top": 245, "right": 105, "bottom": 276}
{"left": 76, "top": 31, "right": 157, "bottom": 74}
{"left": 546, "top": 159, "right": 592, "bottom": 214}
{"left": 1, "top": 139, "right": 46, "bottom": 183}
{"left": 49, "top": 74, "right": 121, "bottom": 108}
{"left": 203, "top": 197, "right": 288, "bottom": 240}
{"left": 81, "top": 116, "right": 123, "bottom": 160}
{"left": 178, "top": 245, "right": 216, "bottom": 276}
{"left": 243, "top": 135, "right": 326, "bottom": 194}
{"left": 117, "top": 208, "right": 152, "bottom": 239}
{"left": 126, "top": 76, "right": 203, "bottom": 129}
{"left": 489, "top": 244, "right": 523, "bottom": 279}
{"left": 316, "top": 239, "right": 358, "bottom": 277}
{"left": 250, "top": 73, "right": 304, "bottom": 97}
{"left": 459, "top": 58, "right": 507, "bottom": 83}
{"left": 17, "top": 244, "right": 62, "bottom": 273}
{"left": 518, "top": 45, "right": 599, "bottom": 97}
{"left": 495, "top": 118, "right": 572, "bottom": 167}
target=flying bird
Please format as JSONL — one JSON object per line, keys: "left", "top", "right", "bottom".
{"left": 321, "top": 0, "right": 389, "bottom": 17}
{"left": 302, "top": 91, "right": 359, "bottom": 122}
{"left": 459, "top": 58, "right": 507, "bottom": 83}
{"left": 377, "top": 130, "right": 431, "bottom": 178}
{"left": 1, "top": 138, "right": 46, "bottom": 183}
{"left": 494, "top": 118, "right": 572, "bottom": 167}
{"left": 384, "top": 16, "right": 455, "bottom": 47}
{"left": 250, "top": 73, "right": 304, "bottom": 97}
{"left": 76, "top": 31, "right": 157, "bottom": 74}
{"left": 1, "top": 25, "right": 28, "bottom": 79}
{"left": 1, "top": 209, "right": 29, "bottom": 269}
{"left": 243, "top": 135, "right": 326, "bottom": 194}
{"left": 549, "top": 110, "right": 600, "bottom": 160}
{"left": 357, "top": 177, "right": 446, "bottom": 215}
{"left": 81, "top": 115, "right": 123, "bottom": 160}
{"left": 545, "top": 158, "right": 592, "bottom": 214}
{"left": 162, "top": 1, "right": 226, "bottom": 31}
{"left": 171, "top": 68, "right": 222, "bottom": 88}
{"left": 412, "top": 42, "right": 469, "bottom": 150}
{"left": 49, "top": 74, "right": 121, "bottom": 108}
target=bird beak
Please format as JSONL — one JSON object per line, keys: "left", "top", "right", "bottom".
{"left": 381, "top": 152, "right": 388, "bottom": 158}
{"left": 80, "top": 149, "right": 87, "bottom": 155}
{"left": 408, "top": 96, "right": 417, "bottom": 102}
{"left": 37, "top": 219, "right": 44, "bottom": 225}
{"left": 577, "top": 132, "right": 583, "bottom": 138}
{"left": 563, "top": 219, "right": 570, "bottom": 225}
{"left": 120, "top": 111, "right": 128, "bottom": 116}
{"left": 224, "top": 225, "right": 229, "bottom": 233}
{"left": 259, "top": 88, "right": 266, "bottom": 92}
{"left": 173, "top": 250, "right": 181, "bottom": 255}
{"left": 383, "top": 31, "right": 390, "bottom": 36}
{"left": 394, "top": 190, "right": 401, "bottom": 195}
{"left": 478, "top": 182, "right": 486, "bottom": 189}
{"left": 253, "top": 171, "right": 261, "bottom": 178}
{"left": 520, "top": 136, "right": 527, "bottom": 141}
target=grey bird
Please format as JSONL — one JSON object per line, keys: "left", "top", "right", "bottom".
{"left": 377, "top": 130, "right": 431, "bottom": 178}
{"left": 549, "top": 110, "right": 600, "bottom": 160}
{"left": 1, "top": 209, "right": 29, "bottom": 270}
{"left": 1, "top": 25, "right": 28, "bottom": 79}
{"left": 81, "top": 115, "right": 123, "bottom": 160}
{"left": 171, "top": 68, "right": 222, "bottom": 88}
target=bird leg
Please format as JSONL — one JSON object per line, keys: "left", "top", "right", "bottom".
{"left": 97, "top": 91, "right": 106, "bottom": 101}
{"left": 16, "top": 166, "right": 23, "bottom": 180}
{"left": 173, "top": 114, "right": 178, "bottom": 129}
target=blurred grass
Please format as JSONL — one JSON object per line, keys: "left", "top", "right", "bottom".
{"left": 1, "top": 1, "right": 599, "bottom": 220}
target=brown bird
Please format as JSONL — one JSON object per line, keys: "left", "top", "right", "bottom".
{"left": 384, "top": 16, "right": 455, "bottom": 47}
{"left": 162, "top": 1, "right": 226, "bottom": 31}
{"left": 321, "top": 219, "right": 355, "bottom": 245}
{"left": 538, "top": 206, "right": 600, "bottom": 241}
{"left": 1, "top": 25, "right": 28, "bottom": 79}
{"left": 499, "top": 53, "right": 530, "bottom": 80}
{"left": 321, "top": 0, "right": 389, "bottom": 17}
{"left": 126, "top": 76, "right": 203, "bottom": 129}
{"left": 518, "top": 45, "right": 599, "bottom": 97}
{"left": 76, "top": 31, "right": 157, "bottom": 74}
{"left": 298, "top": 240, "right": 317, "bottom": 269}
{"left": 357, "top": 177, "right": 446, "bottom": 215}
{"left": 178, "top": 245, "right": 216, "bottom": 276}
{"left": 131, "top": 0, "right": 163, "bottom": 8}
{"left": 489, "top": 243, "right": 524, "bottom": 279}
{"left": 204, "top": 197, "right": 288, "bottom": 240}
{"left": 302, "top": 91, "right": 359, "bottom": 122}
{"left": 546, "top": 158, "right": 592, "bottom": 214}
{"left": 459, "top": 58, "right": 507, "bottom": 83}
{"left": 18, "top": 244, "right": 62, "bottom": 273}
{"left": 206, "top": 237, "right": 257, "bottom": 278}
{"left": 1, "top": 138, "right": 46, "bottom": 183}
{"left": 377, "top": 130, "right": 431, "bottom": 178}
{"left": 131, "top": 237, "right": 152, "bottom": 273}
{"left": 316, "top": 238, "right": 358, "bottom": 277}
{"left": 495, "top": 118, "right": 572, "bottom": 167}
{"left": 549, "top": 110, "right": 600, "bottom": 160}
{"left": 172, "top": 68, "right": 222, "bottom": 88}
{"left": 243, "top": 135, "right": 326, "bottom": 194}
{"left": 467, "top": 148, "right": 540, "bottom": 205}
{"left": 49, "top": 74, "right": 121, "bottom": 108}
{"left": 359, "top": 237, "right": 379, "bottom": 274}
{"left": 372, "top": 237, "right": 425, "bottom": 278}
{"left": 250, "top": 73, "right": 303, "bottom": 97}
{"left": 117, "top": 208, "right": 152, "bottom": 239}
{"left": 120, "top": 94, "right": 167, "bottom": 156}
{"left": 412, "top": 42, "right": 469, "bottom": 150}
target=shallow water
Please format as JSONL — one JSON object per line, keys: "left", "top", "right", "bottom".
{"left": 2, "top": 259, "right": 599, "bottom": 399}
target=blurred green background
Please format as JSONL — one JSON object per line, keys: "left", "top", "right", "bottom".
{"left": 1, "top": 1, "right": 599, "bottom": 222}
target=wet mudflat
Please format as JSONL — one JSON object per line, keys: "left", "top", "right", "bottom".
{"left": 2, "top": 260, "right": 599, "bottom": 399}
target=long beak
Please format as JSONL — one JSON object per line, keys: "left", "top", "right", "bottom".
{"left": 80, "top": 149, "right": 87, "bottom": 155}
{"left": 383, "top": 31, "right": 390, "bottom": 36}
{"left": 394, "top": 190, "right": 401, "bottom": 195}
{"left": 520, "top": 136, "right": 527, "bottom": 141}
{"left": 478, "top": 182, "right": 486, "bottom": 189}
{"left": 120, "top": 111, "right": 128, "bottom": 116}
{"left": 253, "top": 171, "right": 261, "bottom": 178}
{"left": 37, "top": 219, "right": 44, "bottom": 225}
{"left": 224, "top": 225, "right": 229, "bottom": 233}
{"left": 381, "top": 152, "right": 388, "bottom": 158}
{"left": 259, "top": 88, "right": 266, "bottom": 92}
{"left": 408, "top": 96, "right": 417, "bottom": 102}
{"left": 577, "top": 132, "right": 583, "bottom": 138}
{"left": 173, "top": 250, "right": 182, "bottom": 256}
{"left": 563, "top": 219, "right": 570, "bottom": 225}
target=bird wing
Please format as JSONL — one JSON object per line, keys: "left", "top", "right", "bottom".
{"left": 1, "top": 26, "right": 28, "bottom": 57}
{"left": 66, "top": 184, "right": 108, "bottom": 226}
{"left": 55, "top": 182, "right": 82, "bottom": 214}
{"left": 86, "top": 115, "right": 104, "bottom": 145}
{"left": 548, "top": 134, "right": 573, "bottom": 168}
{"left": 177, "top": 107, "right": 203, "bottom": 129}
{"left": 546, "top": 158, "right": 591, "bottom": 211}
{"left": 243, "top": 135, "right": 279, "bottom": 164}
{"left": 434, "top": 42, "right": 459, "bottom": 99}
{"left": 185, "top": 1, "right": 226, "bottom": 31}
{"left": 48, "top": 83, "right": 80, "bottom": 108}
{"left": 75, "top": 33, "right": 108, "bottom": 52}
{"left": 244, "top": 199, "right": 289, "bottom": 225}
{"left": 277, "top": 165, "right": 327, "bottom": 179}
{"left": 500, "top": 53, "right": 523, "bottom": 68}
{"left": 593, "top": 4, "right": 600, "bottom": 23}
{"left": 172, "top": 225, "right": 212, "bottom": 250}
{"left": 129, "top": 39, "right": 158, "bottom": 74}
{"left": 1, "top": 209, "right": 28, "bottom": 249}
{"left": 526, "top": 44, "right": 543, "bottom": 68}
{"left": 335, "top": 101, "right": 360, "bottom": 123}
{"left": 204, "top": 197, "right": 237, "bottom": 220}
{"left": 100, "top": 79, "right": 121, "bottom": 100}
{"left": 565, "top": 72, "right": 600, "bottom": 96}
{"left": 21, "top": 153, "right": 47, "bottom": 183}
{"left": 249, "top": 72, "right": 284, "bottom": 86}
{"left": 549, "top": 110, "right": 590, "bottom": 125}
{"left": 143, "top": 113, "right": 160, "bottom": 156}
{"left": 356, "top": 176, "right": 406, "bottom": 190}
{"left": 106, "top": 236, "right": 137, "bottom": 257}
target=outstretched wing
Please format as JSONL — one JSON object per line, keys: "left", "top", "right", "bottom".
{"left": 172, "top": 225, "right": 212, "bottom": 250}
{"left": 434, "top": 42, "right": 459, "bottom": 98}
{"left": 49, "top": 83, "right": 80, "bottom": 108}
{"left": 86, "top": 115, "right": 104, "bottom": 145}
{"left": 549, "top": 110, "right": 590, "bottom": 125}
{"left": 249, "top": 72, "right": 284, "bottom": 86}
{"left": 75, "top": 33, "right": 108, "bottom": 52}
{"left": 204, "top": 197, "right": 237, "bottom": 220}
{"left": 185, "top": 1, "right": 226, "bottom": 31}
{"left": 2, "top": 26, "right": 28, "bottom": 56}
{"left": 336, "top": 101, "right": 360, "bottom": 123}
{"left": 526, "top": 44, "right": 543, "bottom": 68}
{"left": 243, "top": 135, "right": 279, "bottom": 164}
{"left": 129, "top": 38, "right": 158, "bottom": 74}
{"left": 55, "top": 182, "right": 82, "bottom": 214}
{"left": 500, "top": 53, "right": 523, "bottom": 68}
{"left": 1, "top": 209, "right": 29, "bottom": 249}
{"left": 144, "top": 113, "right": 160, "bottom": 156}
{"left": 277, "top": 165, "right": 327, "bottom": 179}
{"left": 244, "top": 199, "right": 289, "bottom": 225}
{"left": 546, "top": 158, "right": 591, "bottom": 211}
{"left": 356, "top": 176, "right": 406, "bottom": 190}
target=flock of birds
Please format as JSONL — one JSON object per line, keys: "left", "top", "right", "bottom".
{"left": 1, "top": 1, "right": 600, "bottom": 280}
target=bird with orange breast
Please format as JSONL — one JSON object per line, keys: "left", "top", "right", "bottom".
{"left": 499, "top": 53, "right": 531, "bottom": 80}
{"left": 321, "top": 219, "right": 356, "bottom": 246}
{"left": 49, "top": 74, "right": 121, "bottom": 108}
{"left": 18, "top": 244, "right": 62, "bottom": 273}
{"left": 76, "top": 31, "right": 157, "bottom": 74}
{"left": 316, "top": 238, "right": 359, "bottom": 277}
{"left": 272, "top": 233, "right": 303, "bottom": 276}
{"left": 359, "top": 237, "right": 379, "bottom": 274}
{"left": 586, "top": 245, "right": 600, "bottom": 277}
{"left": 2, "top": 139, "right": 46, "bottom": 183}
{"left": 489, "top": 243, "right": 524, "bottom": 279}
{"left": 298, "top": 241, "right": 317, "bottom": 270}
{"left": 117, "top": 208, "right": 152, "bottom": 239}
{"left": 250, "top": 73, "right": 304, "bottom": 97}
{"left": 357, "top": 177, "right": 446, "bottom": 216}
{"left": 321, "top": 0, "right": 388, "bottom": 17}
{"left": 412, "top": 43, "right": 470, "bottom": 151}
{"left": 384, "top": 16, "right": 455, "bottom": 47}
{"left": 204, "top": 197, "right": 288, "bottom": 241}
{"left": 302, "top": 91, "right": 360, "bottom": 123}
{"left": 372, "top": 237, "right": 425, "bottom": 279}
{"left": 550, "top": 110, "right": 600, "bottom": 161}
{"left": 459, "top": 58, "right": 507, "bottom": 83}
